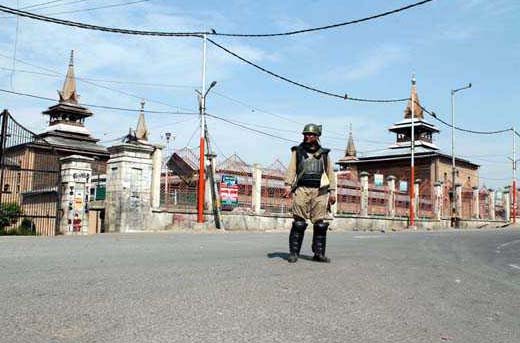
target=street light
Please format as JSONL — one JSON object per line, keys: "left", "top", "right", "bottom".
{"left": 164, "top": 132, "right": 172, "bottom": 206}
{"left": 196, "top": 80, "right": 217, "bottom": 223}
{"left": 451, "top": 82, "right": 472, "bottom": 227}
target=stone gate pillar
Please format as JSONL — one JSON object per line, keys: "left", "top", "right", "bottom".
{"left": 414, "top": 179, "right": 421, "bottom": 219}
{"left": 433, "top": 181, "right": 443, "bottom": 220}
{"left": 503, "top": 187, "right": 511, "bottom": 222}
{"left": 360, "top": 171, "right": 369, "bottom": 216}
{"left": 150, "top": 145, "right": 163, "bottom": 209}
{"left": 330, "top": 171, "right": 339, "bottom": 216}
{"left": 488, "top": 189, "right": 496, "bottom": 220}
{"left": 105, "top": 142, "right": 156, "bottom": 232}
{"left": 386, "top": 175, "right": 396, "bottom": 218}
{"left": 472, "top": 186, "right": 480, "bottom": 219}
{"left": 455, "top": 183, "right": 462, "bottom": 218}
{"left": 60, "top": 155, "right": 93, "bottom": 235}
{"left": 251, "top": 164, "right": 262, "bottom": 214}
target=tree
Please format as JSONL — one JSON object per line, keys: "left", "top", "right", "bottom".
{"left": 0, "top": 202, "right": 22, "bottom": 233}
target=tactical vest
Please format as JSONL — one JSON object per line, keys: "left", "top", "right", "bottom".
{"left": 292, "top": 144, "right": 329, "bottom": 188}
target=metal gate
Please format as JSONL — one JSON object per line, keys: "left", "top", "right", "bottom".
{"left": 0, "top": 110, "right": 61, "bottom": 236}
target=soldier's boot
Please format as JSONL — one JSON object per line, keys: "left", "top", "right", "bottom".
{"left": 288, "top": 220, "right": 307, "bottom": 263}
{"left": 312, "top": 221, "right": 331, "bottom": 263}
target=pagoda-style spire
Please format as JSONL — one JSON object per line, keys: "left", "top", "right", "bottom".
{"left": 403, "top": 75, "right": 423, "bottom": 119}
{"left": 135, "top": 100, "right": 149, "bottom": 141}
{"left": 345, "top": 123, "right": 357, "bottom": 160}
{"left": 58, "top": 50, "right": 79, "bottom": 104}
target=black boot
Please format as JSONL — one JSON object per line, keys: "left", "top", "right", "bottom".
{"left": 288, "top": 220, "right": 307, "bottom": 263}
{"left": 312, "top": 222, "right": 330, "bottom": 263}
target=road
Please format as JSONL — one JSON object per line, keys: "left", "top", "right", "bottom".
{"left": 1, "top": 228, "right": 519, "bottom": 342}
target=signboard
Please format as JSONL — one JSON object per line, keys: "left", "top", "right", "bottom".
{"left": 220, "top": 175, "right": 239, "bottom": 209}
{"left": 399, "top": 181, "right": 408, "bottom": 192}
{"left": 221, "top": 175, "right": 238, "bottom": 186}
{"left": 374, "top": 174, "right": 384, "bottom": 187}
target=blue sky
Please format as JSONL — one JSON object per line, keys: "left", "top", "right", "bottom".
{"left": 0, "top": 0, "right": 518, "bottom": 188}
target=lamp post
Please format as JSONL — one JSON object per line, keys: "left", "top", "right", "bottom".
{"left": 410, "top": 75, "right": 416, "bottom": 228}
{"left": 164, "top": 132, "right": 172, "bottom": 206}
{"left": 197, "top": 75, "right": 217, "bottom": 223}
{"left": 450, "top": 82, "right": 471, "bottom": 227}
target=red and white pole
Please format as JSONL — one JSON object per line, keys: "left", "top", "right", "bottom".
{"left": 410, "top": 75, "right": 416, "bottom": 228}
{"left": 197, "top": 35, "right": 207, "bottom": 223}
{"left": 513, "top": 127, "right": 517, "bottom": 224}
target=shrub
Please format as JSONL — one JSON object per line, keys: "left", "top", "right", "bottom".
{"left": 0, "top": 202, "right": 22, "bottom": 234}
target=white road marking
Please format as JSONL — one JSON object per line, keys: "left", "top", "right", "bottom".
{"left": 508, "top": 264, "right": 520, "bottom": 270}
{"left": 496, "top": 239, "right": 520, "bottom": 253}
{"left": 353, "top": 235, "right": 385, "bottom": 239}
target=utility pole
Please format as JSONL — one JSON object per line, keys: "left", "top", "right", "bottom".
{"left": 164, "top": 132, "right": 172, "bottom": 206}
{"left": 512, "top": 127, "right": 517, "bottom": 224}
{"left": 450, "top": 82, "right": 472, "bottom": 227}
{"left": 197, "top": 34, "right": 207, "bottom": 223}
{"left": 409, "top": 74, "right": 416, "bottom": 228}
{"left": 204, "top": 126, "right": 223, "bottom": 229}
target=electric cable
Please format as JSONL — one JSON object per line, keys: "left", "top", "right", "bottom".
{"left": 207, "top": 38, "right": 409, "bottom": 103}
{"left": 0, "top": 65, "right": 196, "bottom": 89}
{"left": 0, "top": 1, "right": 434, "bottom": 37}
{"left": 0, "top": 5, "right": 412, "bottom": 103}
{"left": 416, "top": 100, "right": 512, "bottom": 135}
{"left": 211, "top": 0, "right": 434, "bottom": 37}
{"left": 0, "top": 4, "right": 204, "bottom": 37}
{"left": 0, "top": 88, "right": 198, "bottom": 115}
{"left": 0, "top": 52, "right": 194, "bottom": 112}
{"left": 44, "top": 0, "right": 149, "bottom": 16}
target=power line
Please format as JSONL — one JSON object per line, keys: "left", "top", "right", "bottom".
{"left": 416, "top": 101, "right": 512, "bottom": 135}
{"left": 0, "top": 0, "right": 90, "bottom": 19}
{"left": 0, "top": 66, "right": 196, "bottom": 89}
{"left": 0, "top": 4, "right": 204, "bottom": 37}
{"left": 0, "top": 52, "right": 194, "bottom": 112}
{"left": 0, "top": 5, "right": 411, "bottom": 103}
{"left": 0, "top": 88, "right": 198, "bottom": 115}
{"left": 0, "top": 1, "right": 434, "bottom": 37}
{"left": 212, "top": 1, "right": 435, "bottom": 37}
{"left": 206, "top": 112, "right": 298, "bottom": 143}
{"left": 44, "top": 0, "right": 149, "bottom": 16}
{"left": 207, "top": 38, "right": 409, "bottom": 103}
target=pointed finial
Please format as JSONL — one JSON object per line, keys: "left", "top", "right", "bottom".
{"left": 412, "top": 72, "right": 416, "bottom": 85}
{"left": 349, "top": 122, "right": 352, "bottom": 134}
{"left": 140, "top": 99, "right": 145, "bottom": 112}
{"left": 69, "top": 50, "right": 74, "bottom": 67}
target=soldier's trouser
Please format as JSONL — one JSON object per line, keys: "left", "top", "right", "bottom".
{"left": 312, "top": 221, "right": 329, "bottom": 257}
{"left": 292, "top": 186, "right": 328, "bottom": 223}
{"left": 289, "top": 220, "right": 307, "bottom": 256}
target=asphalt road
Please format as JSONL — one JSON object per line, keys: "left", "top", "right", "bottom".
{"left": 1, "top": 228, "right": 519, "bottom": 343}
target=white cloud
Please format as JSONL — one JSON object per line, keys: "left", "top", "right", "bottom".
{"left": 327, "top": 45, "right": 406, "bottom": 82}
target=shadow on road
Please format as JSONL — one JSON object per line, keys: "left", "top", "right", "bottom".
{"left": 267, "top": 252, "right": 315, "bottom": 261}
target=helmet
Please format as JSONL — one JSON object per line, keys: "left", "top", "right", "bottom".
{"left": 302, "top": 123, "right": 322, "bottom": 136}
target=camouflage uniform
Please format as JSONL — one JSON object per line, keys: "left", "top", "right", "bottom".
{"left": 284, "top": 124, "right": 336, "bottom": 263}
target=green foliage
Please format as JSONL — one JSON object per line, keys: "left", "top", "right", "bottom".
{"left": 0, "top": 202, "right": 22, "bottom": 233}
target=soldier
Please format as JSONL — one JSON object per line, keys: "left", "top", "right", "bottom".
{"left": 283, "top": 123, "right": 336, "bottom": 263}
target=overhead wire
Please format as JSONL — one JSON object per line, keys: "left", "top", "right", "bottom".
{"left": 0, "top": 88, "right": 198, "bottom": 115}
{"left": 206, "top": 38, "right": 409, "bottom": 103}
{"left": 0, "top": 1, "right": 434, "bottom": 37}
{"left": 210, "top": 0, "right": 435, "bottom": 37}
{"left": 44, "top": 0, "right": 150, "bottom": 16}
{"left": 0, "top": 0, "right": 90, "bottom": 19}
{"left": 0, "top": 52, "right": 194, "bottom": 112}
{"left": 0, "top": 65, "right": 196, "bottom": 89}
{"left": 414, "top": 100, "right": 512, "bottom": 135}
{"left": 10, "top": 0, "right": 21, "bottom": 90}
{"left": 0, "top": 4, "right": 415, "bottom": 103}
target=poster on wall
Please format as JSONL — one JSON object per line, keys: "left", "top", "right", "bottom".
{"left": 374, "top": 174, "right": 384, "bottom": 187}
{"left": 399, "top": 181, "right": 408, "bottom": 192}
{"left": 220, "top": 175, "right": 239, "bottom": 209}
